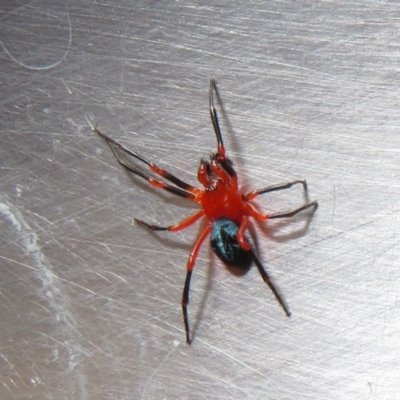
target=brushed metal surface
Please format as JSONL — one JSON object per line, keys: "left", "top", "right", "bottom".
{"left": 1, "top": 1, "right": 400, "bottom": 399}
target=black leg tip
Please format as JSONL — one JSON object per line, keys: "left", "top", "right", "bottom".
{"left": 134, "top": 218, "right": 169, "bottom": 231}
{"left": 134, "top": 218, "right": 147, "bottom": 227}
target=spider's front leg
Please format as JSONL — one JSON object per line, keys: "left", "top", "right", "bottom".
{"left": 93, "top": 126, "right": 201, "bottom": 200}
{"left": 248, "top": 249, "right": 292, "bottom": 317}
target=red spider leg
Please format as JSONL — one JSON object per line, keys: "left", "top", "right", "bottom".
{"left": 235, "top": 191, "right": 317, "bottom": 263}
{"left": 243, "top": 180, "right": 308, "bottom": 201}
{"left": 248, "top": 248, "right": 292, "bottom": 317}
{"left": 234, "top": 216, "right": 291, "bottom": 316}
{"left": 197, "top": 159, "right": 212, "bottom": 188}
{"left": 236, "top": 216, "right": 251, "bottom": 250}
{"left": 182, "top": 224, "right": 212, "bottom": 344}
{"left": 94, "top": 127, "right": 202, "bottom": 198}
{"left": 134, "top": 209, "right": 205, "bottom": 231}
{"left": 244, "top": 201, "right": 318, "bottom": 222}
{"left": 234, "top": 186, "right": 317, "bottom": 318}
{"left": 94, "top": 127, "right": 198, "bottom": 202}
{"left": 235, "top": 199, "right": 316, "bottom": 251}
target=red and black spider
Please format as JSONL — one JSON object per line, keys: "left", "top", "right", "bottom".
{"left": 93, "top": 80, "right": 318, "bottom": 344}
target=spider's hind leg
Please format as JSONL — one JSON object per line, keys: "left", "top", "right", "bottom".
{"left": 248, "top": 249, "right": 291, "bottom": 317}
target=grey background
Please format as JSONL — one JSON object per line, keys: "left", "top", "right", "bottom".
{"left": 1, "top": 1, "right": 400, "bottom": 399}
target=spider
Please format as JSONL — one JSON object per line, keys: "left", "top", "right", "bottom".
{"left": 92, "top": 79, "right": 318, "bottom": 344}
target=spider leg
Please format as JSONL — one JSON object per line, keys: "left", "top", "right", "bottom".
{"left": 94, "top": 127, "right": 198, "bottom": 201}
{"left": 135, "top": 210, "right": 205, "bottom": 231}
{"left": 94, "top": 126, "right": 201, "bottom": 197}
{"left": 244, "top": 180, "right": 308, "bottom": 201}
{"left": 182, "top": 224, "right": 212, "bottom": 344}
{"left": 244, "top": 201, "right": 318, "bottom": 221}
{"left": 209, "top": 80, "right": 237, "bottom": 182}
{"left": 269, "top": 201, "right": 318, "bottom": 220}
{"left": 209, "top": 79, "right": 224, "bottom": 156}
{"left": 248, "top": 249, "right": 291, "bottom": 317}
{"left": 236, "top": 216, "right": 251, "bottom": 251}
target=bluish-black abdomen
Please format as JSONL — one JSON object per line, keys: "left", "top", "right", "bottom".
{"left": 210, "top": 218, "right": 252, "bottom": 268}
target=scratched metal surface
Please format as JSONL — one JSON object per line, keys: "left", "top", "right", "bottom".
{"left": 1, "top": 1, "right": 400, "bottom": 399}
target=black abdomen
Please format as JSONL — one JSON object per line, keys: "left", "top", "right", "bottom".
{"left": 210, "top": 218, "right": 252, "bottom": 268}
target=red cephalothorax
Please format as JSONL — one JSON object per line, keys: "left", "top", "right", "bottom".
{"left": 201, "top": 181, "right": 245, "bottom": 222}
{"left": 198, "top": 154, "right": 245, "bottom": 223}
{"left": 93, "top": 79, "right": 318, "bottom": 344}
